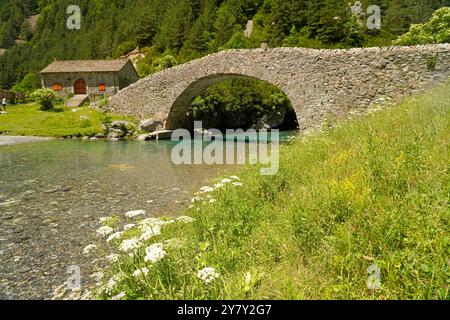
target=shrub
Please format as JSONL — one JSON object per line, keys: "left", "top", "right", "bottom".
{"left": 394, "top": 7, "right": 450, "bottom": 46}
{"left": 30, "top": 88, "right": 60, "bottom": 111}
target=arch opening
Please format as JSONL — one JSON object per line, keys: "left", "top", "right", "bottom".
{"left": 165, "top": 74, "right": 299, "bottom": 132}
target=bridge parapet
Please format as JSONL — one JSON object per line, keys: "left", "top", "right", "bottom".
{"left": 106, "top": 44, "right": 450, "bottom": 130}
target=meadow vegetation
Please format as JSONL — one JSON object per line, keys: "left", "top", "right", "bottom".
{"left": 94, "top": 82, "right": 449, "bottom": 300}
{"left": 0, "top": 103, "right": 134, "bottom": 137}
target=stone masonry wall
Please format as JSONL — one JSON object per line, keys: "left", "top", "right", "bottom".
{"left": 106, "top": 44, "right": 450, "bottom": 130}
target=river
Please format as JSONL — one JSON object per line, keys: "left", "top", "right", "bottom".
{"left": 0, "top": 133, "right": 295, "bottom": 299}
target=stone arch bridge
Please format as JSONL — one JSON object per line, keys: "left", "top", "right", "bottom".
{"left": 106, "top": 44, "right": 449, "bottom": 130}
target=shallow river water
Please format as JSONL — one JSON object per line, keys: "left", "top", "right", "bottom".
{"left": 0, "top": 139, "right": 238, "bottom": 299}
{"left": 0, "top": 131, "right": 296, "bottom": 300}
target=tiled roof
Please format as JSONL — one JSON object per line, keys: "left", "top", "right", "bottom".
{"left": 40, "top": 59, "right": 131, "bottom": 73}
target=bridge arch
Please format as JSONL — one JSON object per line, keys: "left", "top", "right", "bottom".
{"left": 165, "top": 73, "right": 297, "bottom": 130}
{"left": 106, "top": 45, "right": 450, "bottom": 131}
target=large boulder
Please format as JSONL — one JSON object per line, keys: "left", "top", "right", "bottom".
{"left": 149, "top": 130, "right": 173, "bottom": 140}
{"left": 110, "top": 120, "right": 135, "bottom": 131}
{"left": 139, "top": 119, "right": 164, "bottom": 133}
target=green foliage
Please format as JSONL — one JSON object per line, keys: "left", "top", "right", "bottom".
{"left": 0, "top": 103, "right": 134, "bottom": 137}
{"left": 427, "top": 55, "right": 437, "bottom": 71}
{"left": 394, "top": 7, "right": 450, "bottom": 45}
{"left": 188, "top": 78, "right": 293, "bottom": 130}
{"left": 112, "top": 40, "right": 137, "bottom": 59}
{"left": 30, "top": 88, "right": 60, "bottom": 111}
{"left": 11, "top": 72, "right": 40, "bottom": 96}
{"left": 0, "top": 0, "right": 448, "bottom": 89}
{"left": 151, "top": 54, "right": 178, "bottom": 73}
{"left": 98, "top": 82, "right": 450, "bottom": 300}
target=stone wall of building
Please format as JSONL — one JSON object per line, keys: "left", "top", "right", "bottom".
{"left": 42, "top": 72, "right": 119, "bottom": 98}
{"left": 106, "top": 44, "right": 450, "bottom": 130}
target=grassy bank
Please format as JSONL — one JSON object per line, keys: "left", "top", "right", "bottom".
{"left": 0, "top": 104, "right": 133, "bottom": 138}
{"left": 95, "top": 82, "right": 449, "bottom": 300}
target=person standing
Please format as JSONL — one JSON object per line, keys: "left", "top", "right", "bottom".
{"left": 1, "top": 97, "right": 6, "bottom": 112}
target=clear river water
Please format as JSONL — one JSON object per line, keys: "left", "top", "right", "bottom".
{"left": 0, "top": 133, "right": 295, "bottom": 299}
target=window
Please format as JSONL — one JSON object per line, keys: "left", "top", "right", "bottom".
{"left": 52, "top": 83, "right": 63, "bottom": 91}
{"left": 98, "top": 83, "right": 106, "bottom": 92}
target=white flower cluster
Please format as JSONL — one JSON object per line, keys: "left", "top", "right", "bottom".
{"left": 193, "top": 176, "right": 243, "bottom": 203}
{"left": 107, "top": 231, "right": 124, "bottom": 243}
{"left": 144, "top": 243, "right": 166, "bottom": 263}
{"left": 176, "top": 216, "right": 196, "bottom": 223}
{"left": 124, "top": 224, "right": 136, "bottom": 231}
{"left": 106, "top": 254, "right": 119, "bottom": 263}
{"left": 111, "top": 292, "right": 126, "bottom": 300}
{"left": 132, "top": 267, "right": 149, "bottom": 278}
{"left": 99, "top": 216, "right": 114, "bottom": 224}
{"left": 83, "top": 244, "right": 97, "bottom": 255}
{"left": 125, "top": 210, "right": 146, "bottom": 218}
{"left": 119, "top": 238, "right": 142, "bottom": 253}
{"left": 197, "top": 267, "right": 220, "bottom": 284}
{"left": 200, "top": 186, "right": 215, "bottom": 193}
{"left": 97, "top": 226, "right": 114, "bottom": 237}
{"left": 140, "top": 225, "right": 161, "bottom": 241}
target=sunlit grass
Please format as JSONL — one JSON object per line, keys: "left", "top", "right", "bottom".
{"left": 0, "top": 103, "right": 134, "bottom": 138}
{"left": 96, "top": 81, "right": 449, "bottom": 300}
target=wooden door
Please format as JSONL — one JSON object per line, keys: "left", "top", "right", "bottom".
{"left": 74, "top": 79, "right": 87, "bottom": 94}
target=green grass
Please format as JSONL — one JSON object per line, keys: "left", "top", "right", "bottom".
{"left": 0, "top": 104, "right": 134, "bottom": 138}
{"left": 97, "top": 82, "right": 449, "bottom": 300}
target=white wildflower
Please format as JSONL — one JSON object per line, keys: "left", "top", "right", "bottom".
{"left": 111, "top": 292, "right": 126, "bottom": 300}
{"left": 106, "top": 254, "right": 120, "bottom": 263}
{"left": 132, "top": 267, "right": 149, "bottom": 278}
{"left": 125, "top": 210, "right": 146, "bottom": 218}
{"left": 221, "top": 178, "right": 232, "bottom": 184}
{"left": 214, "top": 183, "right": 225, "bottom": 189}
{"left": 209, "top": 198, "right": 217, "bottom": 203}
{"left": 83, "top": 244, "right": 97, "bottom": 255}
{"left": 176, "top": 216, "right": 196, "bottom": 223}
{"left": 119, "top": 238, "right": 142, "bottom": 253}
{"left": 232, "top": 182, "right": 243, "bottom": 187}
{"left": 140, "top": 225, "right": 162, "bottom": 241}
{"left": 124, "top": 224, "right": 136, "bottom": 231}
{"left": 106, "top": 278, "right": 117, "bottom": 290}
{"left": 197, "top": 267, "right": 220, "bottom": 284}
{"left": 144, "top": 243, "right": 166, "bottom": 263}
{"left": 99, "top": 216, "right": 114, "bottom": 224}
{"left": 191, "top": 196, "right": 203, "bottom": 203}
{"left": 97, "top": 226, "right": 114, "bottom": 237}
{"left": 107, "top": 231, "right": 124, "bottom": 243}
{"left": 230, "top": 176, "right": 240, "bottom": 180}
{"left": 200, "top": 186, "right": 215, "bottom": 193}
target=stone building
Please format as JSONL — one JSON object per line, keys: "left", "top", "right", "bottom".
{"left": 40, "top": 59, "right": 138, "bottom": 101}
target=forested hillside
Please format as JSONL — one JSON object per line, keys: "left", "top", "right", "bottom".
{"left": 0, "top": 0, "right": 448, "bottom": 90}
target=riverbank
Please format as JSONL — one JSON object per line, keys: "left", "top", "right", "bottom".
{"left": 0, "top": 136, "right": 52, "bottom": 146}
{"left": 0, "top": 104, "right": 134, "bottom": 138}
{"left": 95, "top": 81, "right": 449, "bottom": 300}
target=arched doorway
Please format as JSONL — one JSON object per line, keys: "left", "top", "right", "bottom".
{"left": 74, "top": 79, "right": 87, "bottom": 94}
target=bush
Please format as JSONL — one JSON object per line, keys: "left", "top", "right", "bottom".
{"left": 394, "top": 7, "right": 450, "bottom": 46}
{"left": 11, "top": 72, "right": 41, "bottom": 97}
{"left": 30, "top": 88, "right": 61, "bottom": 111}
